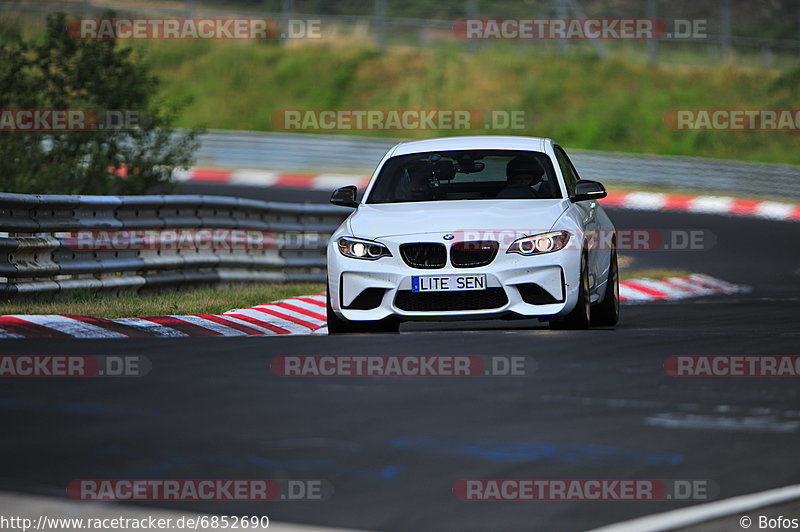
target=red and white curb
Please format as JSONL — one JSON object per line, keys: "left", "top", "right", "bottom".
{"left": 173, "top": 167, "right": 370, "bottom": 190}
{"left": 0, "top": 275, "right": 748, "bottom": 338}
{"left": 0, "top": 294, "right": 329, "bottom": 339}
{"left": 175, "top": 168, "right": 800, "bottom": 222}
{"left": 619, "top": 273, "right": 749, "bottom": 303}
{"left": 603, "top": 191, "right": 800, "bottom": 221}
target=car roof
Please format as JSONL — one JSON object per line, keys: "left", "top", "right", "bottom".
{"left": 390, "top": 135, "right": 550, "bottom": 156}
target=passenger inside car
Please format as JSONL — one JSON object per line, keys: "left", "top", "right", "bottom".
{"left": 496, "top": 156, "right": 545, "bottom": 199}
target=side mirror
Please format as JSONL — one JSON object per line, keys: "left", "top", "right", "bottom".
{"left": 570, "top": 179, "right": 607, "bottom": 203}
{"left": 330, "top": 185, "right": 359, "bottom": 208}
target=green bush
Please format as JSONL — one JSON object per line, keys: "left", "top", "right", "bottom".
{"left": 0, "top": 12, "right": 200, "bottom": 194}
{"left": 148, "top": 41, "right": 799, "bottom": 164}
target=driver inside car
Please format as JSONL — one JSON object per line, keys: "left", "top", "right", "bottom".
{"left": 410, "top": 173, "right": 432, "bottom": 200}
{"left": 496, "top": 156, "right": 545, "bottom": 199}
{"left": 398, "top": 160, "right": 437, "bottom": 201}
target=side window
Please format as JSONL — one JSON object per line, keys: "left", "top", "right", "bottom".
{"left": 553, "top": 146, "right": 579, "bottom": 196}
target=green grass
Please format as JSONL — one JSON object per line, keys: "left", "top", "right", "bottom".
{"left": 0, "top": 283, "right": 326, "bottom": 318}
{"left": 619, "top": 268, "right": 691, "bottom": 281}
{"left": 0, "top": 271, "right": 700, "bottom": 318}
{"left": 129, "top": 39, "right": 800, "bottom": 165}
{"left": 4, "top": 13, "right": 799, "bottom": 164}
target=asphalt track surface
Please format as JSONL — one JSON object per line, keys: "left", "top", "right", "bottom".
{"left": 0, "top": 183, "right": 798, "bottom": 531}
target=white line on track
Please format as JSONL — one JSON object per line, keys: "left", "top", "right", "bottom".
{"left": 589, "top": 484, "right": 800, "bottom": 532}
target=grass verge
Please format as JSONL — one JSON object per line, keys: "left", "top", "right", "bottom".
{"left": 5, "top": 15, "right": 800, "bottom": 164}
{"left": 0, "top": 271, "right": 698, "bottom": 318}
{"left": 619, "top": 268, "right": 691, "bottom": 281}
{"left": 0, "top": 283, "right": 326, "bottom": 318}
{"left": 142, "top": 41, "right": 800, "bottom": 165}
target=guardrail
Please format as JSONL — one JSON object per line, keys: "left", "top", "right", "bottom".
{"left": 11, "top": 0, "right": 800, "bottom": 68}
{"left": 0, "top": 193, "right": 349, "bottom": 298}
{"left": 191, "top": 131, "right": 800, "bottom": 199}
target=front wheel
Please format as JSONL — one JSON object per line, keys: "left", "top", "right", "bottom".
{"left": 326, "top": 289, "right": 400, "bottom": 334}
{"left": 550, "top": 252, "right": 591, "bottom": 330}
{"left": 591, "top": 248, "right": 620, "bottom": 327}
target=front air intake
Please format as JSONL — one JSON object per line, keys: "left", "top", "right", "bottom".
{"left": 450, "top": 240, "right": 499, "bottom": 268}
{"left": 399, "top": 243, "right": 447, "bottom": 269}
{"left": 394, "top": 288, "right": 508, "bottom": 312}
{"left": 516, "top": 283, "right": 563, "bottom": 305}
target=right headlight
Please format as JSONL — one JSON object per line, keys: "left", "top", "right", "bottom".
{"left": 337, "top": 237, "right": 392, "bottom": 260}
{"left": 507, "top": 230, "right": 571, "bottom": 256}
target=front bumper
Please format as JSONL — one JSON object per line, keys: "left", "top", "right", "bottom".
{"left": 327, "top": 240, "right": 582, "bottom": 322}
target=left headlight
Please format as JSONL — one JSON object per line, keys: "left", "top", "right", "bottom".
{"left": 337, "top": 237, "right": 392, "bottom": 260}
{"left": 507, "top": 230, "right": 571, "bottom": 256}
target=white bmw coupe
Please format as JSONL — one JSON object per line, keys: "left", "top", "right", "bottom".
{"left": 326, "top": 136, "right": 619, "bottom": 333}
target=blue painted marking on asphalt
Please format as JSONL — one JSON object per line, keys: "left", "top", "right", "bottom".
{"left": 390, "top": 437, "right": 682, "bottom": 465}
{"left": 380, "top": 465, "right": 401, "bottom": 479}
{"left": 93, "top": 448, "right": 404, "bottom": 481}
{"left": 0, "top": 397, "right": 150, "bottom": 416}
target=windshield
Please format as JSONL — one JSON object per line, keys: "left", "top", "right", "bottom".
{"left": 366, "top": 149, "right": 562, "bottom": 203}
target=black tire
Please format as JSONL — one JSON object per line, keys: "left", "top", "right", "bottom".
{"left": 366, "top": 317, "right": 401, "bottom": 333}
{"left": 326, "top": 290, "right": 357, "bottom": 334}
{"left": 591, "top": 248, "right": 620, "bottom": 327}
{"left": 550, "top": 252, "right": 591, "bottom": 330}
{"left": 326, "top": 288, "right": 400, "bottom": 334}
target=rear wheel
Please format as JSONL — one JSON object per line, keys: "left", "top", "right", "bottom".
{"left": 550, "top": 252, "right": 591, "bottom": 330}
{"left": 591, "top": 248, "right": 620, "bottom": 327}
{"left": 326, "top": 288, "right": 400, "bottom": 334}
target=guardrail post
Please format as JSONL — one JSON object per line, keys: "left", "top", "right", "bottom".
{"left": 721, "top": 0, "right": 732, "bottom": 59}
{"left": 374, "top": 0, "right": 387, "bottom": 50}
{"left": 282, "top": 0, "right": 295, "bottom": 46}
{"left": 466, "top": 0, "right": 479, "bottom": 54}
{"left": 646, "top": 0, "right": 658, "bottom": 65}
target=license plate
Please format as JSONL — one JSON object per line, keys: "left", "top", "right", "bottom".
{"left": 411, "top": 274, "right": 487, "bottom": 292}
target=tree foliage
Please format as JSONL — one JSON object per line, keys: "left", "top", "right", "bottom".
{"left": 0, "top": 12, "right": 199, "bottom": 194}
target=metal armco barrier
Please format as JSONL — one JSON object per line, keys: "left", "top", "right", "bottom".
{"left": 192, "top": 131, "right": 800, "bottom": 199}
{"left": 0, "top": 193, "right": 350, "bottom": 298}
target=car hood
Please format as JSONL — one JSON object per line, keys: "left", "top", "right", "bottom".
{"left": 347, "top": 200, "right": 570, "bottom": 239}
